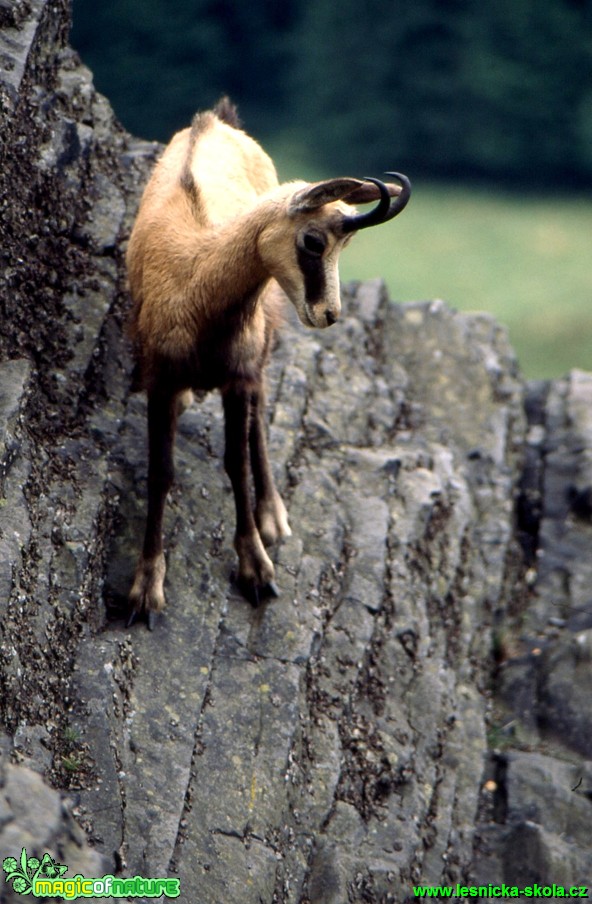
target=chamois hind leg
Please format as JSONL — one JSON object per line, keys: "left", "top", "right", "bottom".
{"left": 129, "top": 387, "right": 178, "bottom": 629}
{"left": 249, "top": 384, "right": 291, "bottom": 551}
{"left": 222, "top": 384, "right": 278, "bottom": 605}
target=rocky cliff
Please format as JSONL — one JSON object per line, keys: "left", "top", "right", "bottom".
{"left": 1, "top": 3, "right": 591, "bottom": 903}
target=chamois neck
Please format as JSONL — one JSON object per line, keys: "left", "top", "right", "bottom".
{"left": 190, "top": 205, "right": 273, "bottom": 318}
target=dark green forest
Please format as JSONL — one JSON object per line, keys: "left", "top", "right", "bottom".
{"left": 71, "top": 0, "right": 592, "bottom": 186}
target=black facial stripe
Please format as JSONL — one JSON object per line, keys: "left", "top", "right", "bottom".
{"left": 296, "top": 245, "right": 326, "bottom": 305}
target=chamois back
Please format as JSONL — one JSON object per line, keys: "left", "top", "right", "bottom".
{"left": 185, "top": 113, "right": 279, "bottom": 225}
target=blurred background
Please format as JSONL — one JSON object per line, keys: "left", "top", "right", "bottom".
{"left": 71, "top": 0, "right": 592, "bottom": 378}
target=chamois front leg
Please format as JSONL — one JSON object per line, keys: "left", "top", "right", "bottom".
{"left": 249, "top": 385, "right": 291, "bottom": 548}
{"left": 223, "top": 384, "right": 278, "bottom": 604}
{"left": 128, "top": 387, "right": 178, "bottom": 629}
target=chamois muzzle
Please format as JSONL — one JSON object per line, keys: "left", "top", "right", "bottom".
{"left": 341, "top": 172, "right": 411, "bottom": 233}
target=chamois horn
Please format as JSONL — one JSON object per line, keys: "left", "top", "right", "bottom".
{"left": 341, "top": 172, "right": 411, "bottom": 233}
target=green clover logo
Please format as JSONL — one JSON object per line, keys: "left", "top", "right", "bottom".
{"left": 2, "top": 847, "right": 68, "bottom": 895}
{"left": 38, "top": 852, "right": 67, "bottom": 879}
{"left": 12, "top": 875, "right": 28, "bottom": 894}
{"left": 3, "top": 848, "right": 34, "bottom": 895}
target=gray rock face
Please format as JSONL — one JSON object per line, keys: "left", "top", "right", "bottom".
{"left": 1, "top": 4, "right": 591, "bottom": 903}
{"left": 78, "top": 293, "right": 522, "bottom": 904}
{"left": 0, "top": 750, "right": 105, "bottom": 904}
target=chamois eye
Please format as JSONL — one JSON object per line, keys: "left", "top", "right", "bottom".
{"left": 302, "top": 233, "right": 326, "bottom": 257}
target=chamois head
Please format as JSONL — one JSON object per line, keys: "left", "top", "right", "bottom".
{"left": 258, "top": 173, "right": 410, "bottom": 329}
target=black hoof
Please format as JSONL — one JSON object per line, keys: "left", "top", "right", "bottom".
{"left": 264, "top": 581, "right": 280, "bottom": 599}
{"left": 126, "top": 608, "right": 158, "bottom": 630}
{"left": 236, "top": 577, "right": 259, "bottom": 607}
{"left": 238, "top": 577, "right": 280, "bottom": 607}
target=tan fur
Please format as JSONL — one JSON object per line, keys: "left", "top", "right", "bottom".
{"left": 125, "top": 102, "right": 395, "bottom": 621}
{"left": 127, "top": 112, "right": 364, "bottom": 389}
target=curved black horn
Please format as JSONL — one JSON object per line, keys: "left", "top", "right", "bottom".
{"left": 341, "top": 172, "right": 411, "bottom": 234}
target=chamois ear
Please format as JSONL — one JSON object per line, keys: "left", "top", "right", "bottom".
{"left": 288, "top": 178, "right": 366, "bottom": 215}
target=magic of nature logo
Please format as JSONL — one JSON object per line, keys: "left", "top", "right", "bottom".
{"left": 3, "top": 848, "right": 180, "bottom": 899}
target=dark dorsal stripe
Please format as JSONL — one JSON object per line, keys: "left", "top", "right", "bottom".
{"left": 180, "top": 111, "right": 214, "bottom": 201}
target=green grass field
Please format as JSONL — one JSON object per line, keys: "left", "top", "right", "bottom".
{"left": 340, "top": 182, "right": 592, "bottom": 379}
{"left": 272, "top": 145, "right": 592, "bottom": 379}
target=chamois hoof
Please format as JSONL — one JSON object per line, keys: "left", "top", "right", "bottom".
{"left": 240, "top": 578, "right": 261, "bottom": 607}
{"left": 128, "top": 553, "right": 166, "bottom": 628}
{"left": 265, "top": 580, "right": 280, "bottom": 599}
{"left": 238, "top": 576, "right": 281, "bottom": 607}
{"left": 126, "top": 608, "right": 158, "bottom": 631}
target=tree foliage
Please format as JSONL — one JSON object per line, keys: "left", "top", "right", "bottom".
{"left": 71, "top": 0, "right": 592, "bottom": 185}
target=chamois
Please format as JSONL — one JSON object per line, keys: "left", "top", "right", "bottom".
{"left": 126, "top": 98, "right": 410, "bottom": 629}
